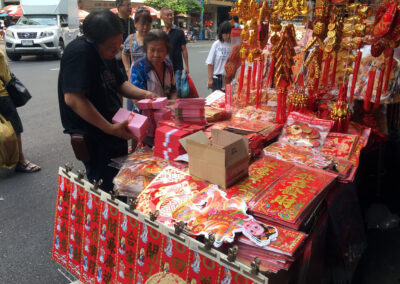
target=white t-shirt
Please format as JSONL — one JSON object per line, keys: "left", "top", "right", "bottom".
{"left": 205, "top": 40, "right": 231, "bottom": 78}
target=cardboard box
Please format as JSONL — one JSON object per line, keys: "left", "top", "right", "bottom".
{"left": 112, "top": 108, "right": 148, "bottom": 140}
{"left": 180, "top": 129, "right": 249, "bottom": 188}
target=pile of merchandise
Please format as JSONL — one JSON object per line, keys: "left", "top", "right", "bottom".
{"left": 106, "top": 0, "right": 400, "bottom": 277}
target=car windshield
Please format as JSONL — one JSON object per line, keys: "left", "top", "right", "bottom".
{"left": 16, "top": 15, "right": 57, "bottom": 26}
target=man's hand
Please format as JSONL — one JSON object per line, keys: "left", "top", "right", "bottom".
{"left": 107, "top": 120, "right": 135, "bottom": 140}
{"left": 208, "top": 78, "right": 213, "bottom": 89}
{"left": 185, "top": 66, "right": 190, "bottom": 75}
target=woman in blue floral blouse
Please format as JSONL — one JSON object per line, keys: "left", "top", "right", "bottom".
{"left": 130, "top": 29, "right": 177, "bottom": 102}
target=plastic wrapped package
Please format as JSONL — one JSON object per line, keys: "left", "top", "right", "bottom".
{"left": 113, "top": 152, "right": 187, "bottom": 197}
{"left": 279, "top": 112, "right": 334, "bottom": 149}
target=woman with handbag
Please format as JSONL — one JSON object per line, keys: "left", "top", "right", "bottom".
{"left": 0, "top": 50, "right": 40, "bottom": 172}
{"left": 121, "top": 7, "right": 153, "bottom": 111}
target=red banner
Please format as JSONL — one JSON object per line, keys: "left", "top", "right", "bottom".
{"left": 115, "top": 213, "right": 141, "bottom": 283}
{"left": 52, "top": 175, "right": 72, "bottom": 267}
{"left": 94, "top": 202, "right": 120, "bottom": 284}
{"left": 67, "top": 183, "right": 86, "bottom": 276}
{"left": 81, "top": 191, "right": 103, "bottom": 283}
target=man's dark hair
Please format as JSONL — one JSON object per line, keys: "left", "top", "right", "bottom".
{"left": 233, "top": 16, "right": 239, "bottom": 23}
{"left": 218, "top": 21, "right": 231, "bottom": 42}
{"left": 134, "top": 7, "right": 153, "bottom": 24}
{"left": 143, "top": 29, "right": 171, "bottom": 53}
{"left": 116, "top": 0, "right": 126, "bottom": 6}
{"left": 83, "top": 9, "right": 123, "bottom": 45}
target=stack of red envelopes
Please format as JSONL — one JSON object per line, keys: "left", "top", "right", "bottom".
{"left": 137, "top": 98, "right": 171, "bottom": 137}
{"left": 174, "top": 98, "right": 206, "bottom": 125}
{"left": 248, "top": 165, "right": 336, "bottom": 230}
{"left": 236, "top": 221, "right": 307, "bottom": 273}
{"left": 153, "top": 125, "right": 192, "bottom": 161}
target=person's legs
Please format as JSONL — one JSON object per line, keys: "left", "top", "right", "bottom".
{"left": 16, "top": 134, "right": 25, "bottom": 163}
{"left": 175, "top": 69, "right": 182, "bottom": 97}
{"left": 127, "top": 99, "right": 134, "bottom": 111}
{"left": 14, "top": 134, "right": 40, "bottom": 172}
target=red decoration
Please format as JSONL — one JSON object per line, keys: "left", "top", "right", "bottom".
{"left": 246, "top": 66, "right": 252, "bottom": 106}
{"left": 350, "top": 48, "right": 362, "bottom": 104}
{"left": 363, "top": 66, "right": 376, "bottom": 112}
{"left": 321, "top": 54, "right": 332, "bottom": 87}
{"left": 237, "top": 59, "right": 246, "bottom": 99}
{"left": 52, "top": 176, "right": 73, "bottom": 268}
{"left": 373, "top": 65, "right": 385, "bottom": 111}
{"left": 383, "top": 48, "right": 394, "bottom": 92}
{"left": 252, "top": 61, "right": 258, "bottom": 89}
{"left": 266, "top": 58, "right": 275, "bottom": 88}
{"left": 81, "top": 192, "right": 103, "bottom": 283}
{"left": 256, "top": 60, "right": 264, "bottom": 108}
{"left": 330, "top": 52, "right": 338, "bottom": 87}
{"left": 275, "top": 81, "right": 288, "bottom": 124}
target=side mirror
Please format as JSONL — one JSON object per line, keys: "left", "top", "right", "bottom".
{"left": 61, "top": 23, "right": 68, "bottom": 28}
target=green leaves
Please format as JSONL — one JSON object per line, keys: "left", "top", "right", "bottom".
{"left": 144, "top": 0, "right": 202, "bottom": 14}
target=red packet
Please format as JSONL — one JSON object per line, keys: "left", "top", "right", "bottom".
{"left": 115, "top": 213, "right": 142, "bottom": 283}
{"left": 187, "top": 251, "right": 221, "bottom": 283}
{"left": 134, "top": 224, "right": 165, "bottom": 283}
{"left": 95, "top": 202, "right": 120, "bottom": 284}
{"left": 52, "top": 175, "right": 73, "bottom": 266}
{"left": 321, "top": 133, "right": 359, "bottom": 159}
{"left": 159, "top": 237, "right": 190, "bottom": 280}
{"left": 250, "top": 166, "right": 336, "bottom": 226}
{"left": 225, "top": 156, "right": 294, "bottom": 202}
{"left": 81, "top": 191, "right": 103, "bottom": 284}
{"left": 67, "top": 182, "right": 86, "bottom": 276}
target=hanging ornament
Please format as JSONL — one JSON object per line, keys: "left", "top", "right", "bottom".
{"left": 331, "top": 84, "right": 350, "bottom": 133}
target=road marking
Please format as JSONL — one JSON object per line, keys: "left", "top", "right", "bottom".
{"left": 50, "top": 67, "right": 60, "bottom": 71}
{"left": 199, "top": 50, "right": 209, "bottom": 53}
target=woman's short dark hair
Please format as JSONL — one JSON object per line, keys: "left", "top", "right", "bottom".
{"left": 143, "top": 29, "right": 171, "bottom": 53}
{"left": 134, "top": 7, "right": 153, "bottom": 24}
{"left": 218, "top": 21, "right": 231, "bottom": 42}
{"left": 83, "top": 9, "right": 123, "bottom": 45}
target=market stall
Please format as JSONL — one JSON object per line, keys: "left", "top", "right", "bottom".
{"left": 52, "top": 0, "right": 399, "bottom": 283}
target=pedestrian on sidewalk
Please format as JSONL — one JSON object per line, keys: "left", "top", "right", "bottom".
{"left": 206, "top": 21, "right": 232, "bottom": 91}
{"left": 160, "top": 6, "right": 189, "bottom": 97}
{"left": 0, "top": 50, "right": 40, "bottom": 173}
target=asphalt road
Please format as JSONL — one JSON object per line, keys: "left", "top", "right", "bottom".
{"left": 0, "top": 40, "right": 213, "bottom": 284}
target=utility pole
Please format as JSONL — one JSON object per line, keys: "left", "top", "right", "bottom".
{"left": 199, "top": 0, "right": 204, "bottom": 40}
{"left": 0, "top": 0, "right": 5, "bottom": 9}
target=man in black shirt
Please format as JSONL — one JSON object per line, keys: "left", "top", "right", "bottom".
{"left": 58, "top": 10, "right": 156, "bottom": 193}
{"left": 161, "top": 7, "right": 189, "bottom": 97}
{"left": 116, "top": 0, "right": 135, "bottom": 79}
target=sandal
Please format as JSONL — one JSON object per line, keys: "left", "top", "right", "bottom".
{"left": 15, "top": 160, "right": 41, "bottom": 173}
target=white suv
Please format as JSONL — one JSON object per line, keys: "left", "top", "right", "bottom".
{"left": 5, "top": 14, "right": 78, "bottom": 61}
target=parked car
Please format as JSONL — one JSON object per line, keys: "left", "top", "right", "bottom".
{"left": 4, "top": 0, "right": 79, "bottom": 61}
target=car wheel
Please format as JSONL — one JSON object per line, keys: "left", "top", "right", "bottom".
{"left": 6, "top": 53, "right": 21, "bottom": 61}
{"left": 55, "top": 39, "right": 64, "bottom": 59}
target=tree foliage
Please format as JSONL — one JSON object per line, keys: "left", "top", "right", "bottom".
{"left": 144, "top": 0, "right": 202, "bottom": 14}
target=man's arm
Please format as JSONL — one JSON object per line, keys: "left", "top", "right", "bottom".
{"left": 118, "top": 81, "right": 157, "bottom": 100}
{"left": 182, "top": 44, "right": 189, "bottom": 74}
{"left": 64, "top": 92, "right": 134, "bottom": 140}
{"left": 207, "top": 64, "right": 214, "bottom": 89}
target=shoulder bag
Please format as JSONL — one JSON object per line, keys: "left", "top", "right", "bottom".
{"left": 5, "top": 73, "right": 32, "bottom": 107}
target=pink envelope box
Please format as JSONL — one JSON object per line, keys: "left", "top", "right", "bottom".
{"left": 112, "top": 108, "right": 149, "bottom": 140}
{"left": 143, "top": 109, "right": 172, "bottom": 137}
{"left": 137, "top": 97, "right": 168, "bottom": 110}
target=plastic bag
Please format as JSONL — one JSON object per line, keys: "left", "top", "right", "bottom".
{"left": 0, "top": 114, "right": 19, "bottom": 169}
{"left": 180, "top": 73, "right": 190, "bottom": 98}
{"left": 279, "top": 112, "right": 333, "bottom": 149}
{"left": 187, "top": 75, "right": 199, "bottom": 98}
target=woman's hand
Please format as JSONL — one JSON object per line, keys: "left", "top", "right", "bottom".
{"left": 143, "top": 90, "right": 158, "bottom": 99}
{"left": 106, "top": 120, "right": 135, "bottom": 140}
{"left": 208, "top": 78, "right": 213, "bottom": 89}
